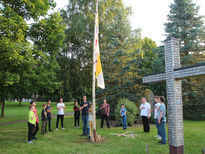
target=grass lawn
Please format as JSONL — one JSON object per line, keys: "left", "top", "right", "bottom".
{"left": 0, "top": 101, "right": 74, "bottom": 123}
{"left": 0, "top": 115, "right": 204, "bottom": 154}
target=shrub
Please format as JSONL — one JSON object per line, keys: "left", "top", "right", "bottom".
{"left": 114, "top": 98, "right": 138, "bottom": 126}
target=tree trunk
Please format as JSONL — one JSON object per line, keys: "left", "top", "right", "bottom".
{"left": 18, "top": 98, "right": 22, "bottom": 106}
{"left": 1, "top": 100, "right": 5, "bottom": 118}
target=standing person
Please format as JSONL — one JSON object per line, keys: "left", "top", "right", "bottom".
{"left": 139, "top": 98, "right": 151, "bottom": 132}
{"left": 46, "top": 100, "right": 53, "bottom": 132}
{"left": 73, "top": 101, "right": 80, "bottom": 128}
{"left": 27, "top": 105, "right": 36, "bottom": 144}
{"left": 158, "top": 96, "right": 167, "bottom": 144}
{"left": 56, "top": 98, "right": 66, "bottom": 130}
{"left": 41, "top": 104, "right": 47, "bottom": 135}
{"left": 88, "top": 105, "right": 93, "bottom": 139}
{"left": 120, "top": 104, "right": 127, "bottom": 130}
{"left": 30, "top": 101, "right": 39, "bottom": 140}
{"left": 100, "top": 99, "right": 110, "bottom": 128}
{"left": 154, "top": 96, "right": 161, "bottom": 139}
{"left": 79, "top": 95, "right": 90, "bottom": 136}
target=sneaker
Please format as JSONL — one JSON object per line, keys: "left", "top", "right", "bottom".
{"left": 78, "top": 126, "right": 80, "bottom": 128}
{"left": 157, "top": 136, "right": 162, "bottom": 140}
{"left": 158, "top": 141, "right": 166, "bottom": 144}
{"left": 56, "top": 128, "right": 58, "bottom": 131}
{"left": 49, "top": 130, "right": 53, "bottom": 132}
{"left": 62, "top": 127, "right": 65, "bottom": 130}
{"left": 80, "top": 134, "right": 86, "bottom": 136}
{"left": 32, "top": 137, "right": 37, "bottom": 140}
{"left": 27, "top": 141, "right": 33, "bottom": 144}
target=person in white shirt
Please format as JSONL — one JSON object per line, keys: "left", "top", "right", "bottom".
{"left": 139, "top": 97, "right": 151, "bottom": 132}
{"left": 56, "top": 98, "right": 66, "bottom": 130}
{"left": 153, "top": 96, "right": 161, "bottom": 139}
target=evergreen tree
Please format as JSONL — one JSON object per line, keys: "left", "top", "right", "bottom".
{"left": 164, "top": 0, "right": 205, "bottom": 120}
{"left": 165, "top": 0, "right": 205, "bottom": 64}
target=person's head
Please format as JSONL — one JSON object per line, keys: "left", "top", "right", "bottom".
{"left": 59, "top": 98, "right": 63, "bottom": 103}
{"left": 30, "top": 101, "right": 36, "bottom": 106}
{"left": 160, "top": 96, "right": 165, "bottom": 103}
{"left": 141, "top": 97, "right": 146, "bottom": 103}
{"left": 29, "top": 105, "right": 34, "bottom": 111}
{"left": 42, "top": 104, "right": 46, "bottom": 109}
{"left": 88, "top": 105, "right": 93, "bottom": 113}
{"left": 47, "top": 100, "right": 51, "bottom": 105}
{"left": 154, "top": 96, "right": 160, "bottom": 103}
{"left": 103, "top": 99, "right": 107, "bottom": 104}
{"left": 121, "top": 104, "right": 125, "bottom": 108}
{"left": 74, "top": 102, "right": 78, "bottom": 106}
{"left": 83, "top": 95, "right": 87, "bottom": 102}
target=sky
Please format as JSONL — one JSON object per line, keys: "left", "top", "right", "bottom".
{"left": 55, "top": 0, "right": 205, "bottom": 45}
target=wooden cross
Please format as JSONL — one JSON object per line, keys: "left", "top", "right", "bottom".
{"left": 143, "top": 37, "right": 205, "bottom": 154}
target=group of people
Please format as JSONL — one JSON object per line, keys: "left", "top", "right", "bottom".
{"left": 27, "top": 95, "right": 166, "bottom": 145}
{"left": 139, "top": 96, "right": 167, "bottom": 144}
{"left": 27, "top": 98, "right": 65, "bottom": 143}
{"left": 73, "top": 96, "right": 110, "bottom": 138}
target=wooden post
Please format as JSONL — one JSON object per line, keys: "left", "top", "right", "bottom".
{"left": 146, "top": 144, "right": 149, "bottom": 154}
{"left": 202, "top": 147, "right": 204, "bottom": 154}
{"left": 92, "top": 0, "right": 99, "bottom": 142}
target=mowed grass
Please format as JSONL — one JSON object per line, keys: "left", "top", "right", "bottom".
{"left": 0, "top": 115, "right": 204, "bottom": 154}
{"left": 0, "top": 101, "right": 74, "bottom": 123}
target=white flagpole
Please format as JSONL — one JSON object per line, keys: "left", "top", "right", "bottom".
{"left": 92, "top": 0, "right": 98, "bottom": 139}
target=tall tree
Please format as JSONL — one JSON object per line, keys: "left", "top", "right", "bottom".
{"left": 28, "top": 12, "right": 65, "bottom": 101}
{"left": 0, "top": 0, "right": 61, "bottom": 116}
{"left": 165, "top": 0, "right": 205, "bottom": 64}
{"left": 164, "top": 0, "right": 205, "bottom": 120}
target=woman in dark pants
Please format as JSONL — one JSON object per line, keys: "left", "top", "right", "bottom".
{"left": 73, "top": 102, "right": 80, "bottom": 128}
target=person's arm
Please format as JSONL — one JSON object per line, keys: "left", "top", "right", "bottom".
{"left": 57, "top": 104, "right": 61, "bottom": 110}
{"left": 139, "top": 104, "right": 145, "bottom": 110}
{"left": 44, "top": 110, "right": 47, "bottom": 116}
{"left": 31, "top": 112, "right": 35, "bottom": 119}
{"left": 151, "top": 105, "right": 157, "bottom": 113}
{"left": 74, "top": 107, "right": 78, "bottom": 111}
{"left": 63, "top": 104, "right": 66, "bottom": 110}
{"left": 107, "top": 106, "right": 110, "bottom": 116}
{"left": 100, "top": 105, "right": 104, "bottom": 110}
{"left": 79, "top": 103, "right": 88, "bottom": 111}
{"left": 79, "top": 106, "right": 83, "bottom": 111}
{"left": 147, "top": 108, "right": 151, "bottom": 119}
{"left": 158, "top": 111, "right": 163, "bottom": 124}
{"left": 46, "top": 107, "right": 51, "bottom": 113}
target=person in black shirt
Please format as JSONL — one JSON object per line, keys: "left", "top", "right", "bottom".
{"left": 79, "top": 96, "right": 90, "bottom": 136}
{"left": 41, "top": 104, "right": 47, "bottom": 135}
{"left": 46, "top": 100, "right": 53, "bottom": 132}
{"left": 73, "top": 102, "right": 80, "bottom": 128}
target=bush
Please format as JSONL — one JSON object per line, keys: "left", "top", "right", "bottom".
{"left": 114, "top": 98, "right": 138, "bottom": 126}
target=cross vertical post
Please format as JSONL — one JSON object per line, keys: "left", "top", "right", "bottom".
{"left": 165, "top": 38, "right": 184, "bottom": 154}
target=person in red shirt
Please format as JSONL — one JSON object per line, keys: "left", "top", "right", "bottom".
{"left": 100, "top": 99, "right": 110, "bottom": 128}
{"left": 73, "top": 101, "right": 80, "bottom": 128}
{"left": 30, "top": 101, "right": 39, "bottom": 140}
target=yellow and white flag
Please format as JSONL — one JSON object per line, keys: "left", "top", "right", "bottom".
{"left": 93, "top": 4, "right": 105, "bottom": 89}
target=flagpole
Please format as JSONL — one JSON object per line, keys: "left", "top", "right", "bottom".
{"left": 92, "top": 0, "right": 98, "bottom": 141}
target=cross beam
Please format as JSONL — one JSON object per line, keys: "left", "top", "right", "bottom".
{"left": 142, "top": 37, "right": 205, "bottom": 154}
{"left": 143, "top": 63, "right": 205, "bottom": 83}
